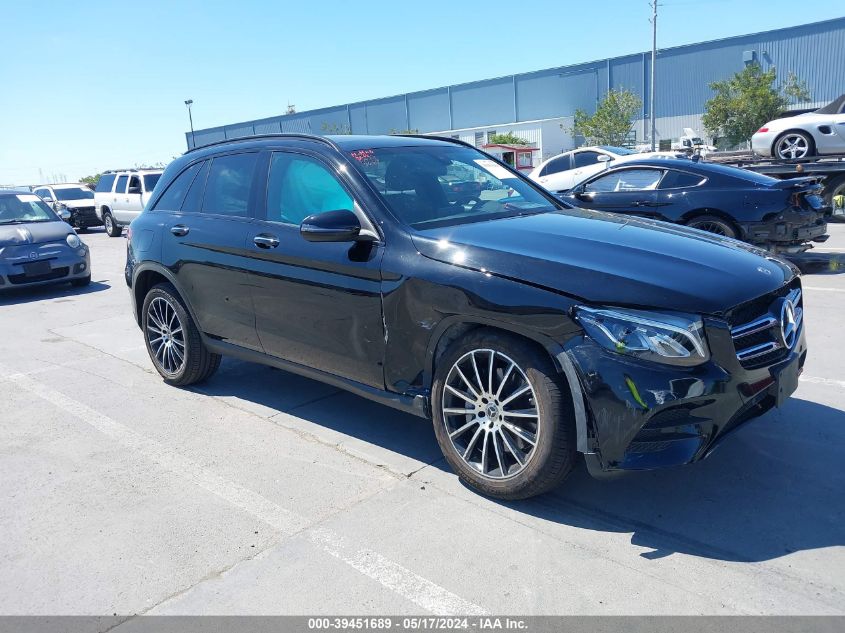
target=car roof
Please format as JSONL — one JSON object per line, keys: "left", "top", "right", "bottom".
{"left": 184, "top": 133, "right": 461, "bottom": 157}
{"left": 602, "top": 156, "right": 708, "bottom": 170}
{"left": 33, "top": 183, "right": 87, "bottom": 189}
{"left": 0, "top": 188, "right": 36, "bottom": 197}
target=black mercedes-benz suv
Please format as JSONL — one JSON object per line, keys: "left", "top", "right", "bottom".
{"left": 126, "top": 134, "right": 806, "bottom": 499}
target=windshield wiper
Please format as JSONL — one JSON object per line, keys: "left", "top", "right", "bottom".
{"left": 0, "top": 219, "right": 26, "bottom": 225}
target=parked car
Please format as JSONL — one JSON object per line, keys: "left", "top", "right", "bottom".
{"left": 529, "top": 145, "right": 637, "bottom": 192}
{"left": 752, "top": 94, "right": 845, "bottom": 159}
{"left": 127, "top": 135, "right": 806, "bottom": 500}
{"left": 560, "top": 157, "right": 829, "bottom": 254}
{"left": 94, "top": 169, "right": 163, "bottom": 237}
{"left": 0, "top": 190, "right": 91, "bottom": 289}
{"left": 32, "top": 183, "right": 101, "bottom": 230}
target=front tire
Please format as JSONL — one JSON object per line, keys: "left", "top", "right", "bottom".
{"left": 103, "top": 212, "right": 122, "bottom": 237}
{"left": 142, "top": 283, "right": 221, "bottom": 386}
{"left": 432, "top": 330, "right": 576, "bottom": 500}
{"left": 774, "top": 131, "right": 815, "bottom": 160}
{"left": 686, "top": 215, "right": 737, "bottom": 238}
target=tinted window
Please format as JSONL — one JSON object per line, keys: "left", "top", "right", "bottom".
{"left": 540, "top": 155, "right": 571, "bottom": 176}
{"left": 697, "top": 162, "right": 777, "bottom": 185}
{"left": 266, "top": 153, "right": 353, "bottom": 225}
{"left": 96, "top": 174, "right": 116, "bottom": 192}
{"left": 152, "top": 162, "right": 203, "bottom": 211}
{"left": 115, "top": 175, "right": 128, "bottom": 194}
{"left": 54, "top": 187, "right": 94, "bottom": 200}
{"left": 659, "top": 170, "right": 706, "bottom": 189}
{"left": 181, "top": 161, "right": 210, "bottom": 213}
{"left": 585, "top": 169, "right": 663, "bottom": 193}
{"left": 143, "top": 174, "right": 161, "bottom": 192}
{"left": 573, "top": 151, "right": 601, "bottom": 168}
{"left": 201, "top": 153, "right": 257, "bottom": 216}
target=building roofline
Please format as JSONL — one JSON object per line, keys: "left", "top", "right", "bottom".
{"left": 188, "top": 16, "right": 845, "bottom": 137}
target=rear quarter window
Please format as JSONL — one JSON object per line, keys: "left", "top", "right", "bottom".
{"left": 96, "top": 174, "right": 116, "bottom": 192}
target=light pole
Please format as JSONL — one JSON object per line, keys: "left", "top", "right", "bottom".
{"left": 649, "top": 0, "right": 657, "bottom": 151}
{"left": 184, "top": 99, "right": 195, "bottom": 149}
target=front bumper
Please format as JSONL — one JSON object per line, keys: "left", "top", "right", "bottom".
{"left": 568, "top": 315, "right": 807, "bottom": 474}
{"left": 67, "top": 206, "right": 102, "bottom": 228}
{"left": 0, "top": 242, "right": 91, "bottom": 290}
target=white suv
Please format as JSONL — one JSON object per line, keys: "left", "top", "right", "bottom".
{"left": 94, "top": 169, "right": 163, "bottom": 236}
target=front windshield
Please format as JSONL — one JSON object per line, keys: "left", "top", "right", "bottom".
{"left": 54, "top": 187, "right": 94, "bottom": 201}
{"left": 0, "top": 194, "right": 58, "bottom": 224}
{"left": 347, "top": 145, "right": 559, "bottom": 229}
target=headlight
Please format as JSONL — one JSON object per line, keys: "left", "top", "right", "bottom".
{"left": 66, "top": 233, "right": 82, "bottom": 248}
{"left": 575, "top": 306, "right": 710, "bottom": 366}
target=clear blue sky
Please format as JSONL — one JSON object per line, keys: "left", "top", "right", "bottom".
{"left": 1, "top": 0, "right": 843, "bottom": 185}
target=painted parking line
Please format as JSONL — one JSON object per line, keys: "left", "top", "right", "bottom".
{"left": 800, "top": 375, "right": 845, "bottom": 389}
{"left": 803, "top": 286, "right": 845, "bottom": 293}
{"left": 0, "top": 364, "right": 485, "bottom": 616}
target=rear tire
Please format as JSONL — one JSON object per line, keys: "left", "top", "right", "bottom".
{"left": 142, "top": 282, "right": 221, "bottom": 386}
{"left": 103, "top": 212, "right": 122, "bottom": 237}
{"left": 432, "top": 329, "right": 576, "bottom": 500}
{"left": 686, "top": 214, "right": 737, "bottom": 238}
{"left": 773, "top": 131, "right": 815, "bottom": 160}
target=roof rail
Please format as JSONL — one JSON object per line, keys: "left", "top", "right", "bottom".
{"left": 397, "top": 133, "right": 480, "bottom": 152}
{"left": 184, "top": 133, "right": 340, "bottom": 154}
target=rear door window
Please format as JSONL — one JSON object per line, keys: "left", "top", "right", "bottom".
{"left": 659, "top": 170, "right": 706, "bottom": 189}
{"left": 201, "top": 153, "right": 258, "bottom": 217}
{"left": 115, "top": 175, "right": 129, "bottom": 194}
{"left": 152, "top": 162, "right": 204, "bottom": 211}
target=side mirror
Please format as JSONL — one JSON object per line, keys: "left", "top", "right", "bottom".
{"left": 300, "top": 209, "right": 362, "bottom": 243}
{"left": 42, "top": 196, "right": 54, "bottom": 204}
{"left": 597, "top": 155, "right": 611, "bottom": 163}
{"left": 128, "top": 186, "right": 142, "bottom": 194}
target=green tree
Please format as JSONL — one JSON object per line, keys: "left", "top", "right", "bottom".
{"left": 321, "top": 122, "right": 351, "bottom": 135}
{"left": 80, "top": 173, "right": 101, "bottom": 187}
{"left": 702, "top": 63, "right": 811, "bottom": 147}
{"left": 488, "top": 132, "right": 529, "bottom": 145}
{"left": 571, "top": 89, "right": 641, "bottom": 146}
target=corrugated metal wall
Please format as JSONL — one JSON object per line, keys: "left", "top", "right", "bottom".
{"left": 187, "top": 17, "right": 845, "bottom": 148}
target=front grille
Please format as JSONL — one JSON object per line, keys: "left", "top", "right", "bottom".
{"left": 8, "top": 267, "right": 69, "bottom": 285}
{"left": 728, "top": 281, "right": 803, "bottom": 369}
{"left": 71, "top": 206, "right": 96, "bottom": 217}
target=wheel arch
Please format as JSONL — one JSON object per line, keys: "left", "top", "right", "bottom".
{"left": 132, "top": 263, "right": 198, "bottom": 330}
{"left": 681, "top": 208, "right": 743, "bottom": 237}
{"left": 425, "top": 318, "right": 592, "bottom": 454}
{"left": 771, "top": 127, "right": 818, "bottom": 156}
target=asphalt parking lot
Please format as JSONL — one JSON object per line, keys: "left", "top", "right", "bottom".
{"left": 1, "top": 226, "right": 844, "bottom": 617}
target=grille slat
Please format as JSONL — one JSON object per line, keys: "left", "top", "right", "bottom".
{"left": 728, "top": 282, "right": 802, "bottom": 369}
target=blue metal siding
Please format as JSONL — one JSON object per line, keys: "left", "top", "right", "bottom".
{"left": 451, "top": 77, "right": 514, "bottom": 128}
{"left": 188, "top": 18, "right": 845, "bottom": 146}
{"left": 408, "top": 89, "right": 450, "bottom": 132}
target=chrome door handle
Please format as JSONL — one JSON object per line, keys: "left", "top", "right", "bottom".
{"left": 170, "top": 225, "right": 189, "bottom": 236}
{"left": 253, "top": 234, "right": 279, "bottom": 249}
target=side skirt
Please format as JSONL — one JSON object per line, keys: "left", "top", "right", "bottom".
{"left": 204, "top": 338, "right": 430, "bottom": 419}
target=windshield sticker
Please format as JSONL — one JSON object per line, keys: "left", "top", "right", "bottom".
{"left": 350, "top": 149, "right": 378, "bottom": 167}
{"left": 16, "top": 194, "right": 41, "bottom": 203}
{"left": 474, "top": 159, "right": 518, "bottom": 180}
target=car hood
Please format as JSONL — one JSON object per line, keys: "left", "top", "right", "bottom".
{"left": 60, "top": 199, "right": 96, "bottom": 208}
{"left": 411, "top": 209, "right": 796, "bottom": 315}
{"left": 0, "top": 221, "right": 72, "bottom": 246}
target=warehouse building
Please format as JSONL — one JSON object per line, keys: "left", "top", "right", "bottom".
{"left": 186, "top": 17, "right": 845, "bottom": 169}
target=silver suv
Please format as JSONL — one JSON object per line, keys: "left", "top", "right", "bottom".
{"left": 94, "top": 169, "right": 163, "bottom": 236}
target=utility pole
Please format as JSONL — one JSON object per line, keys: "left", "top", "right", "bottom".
{"left": 184, "top": 99, "right": 195, "bottom": 149}
{"left": 650, "top": 0, "right": 658, "bottom": 151}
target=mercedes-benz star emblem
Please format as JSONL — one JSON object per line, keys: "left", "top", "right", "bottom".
{"left": 780, "top": 299, "right": 797, "bottom": 349}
